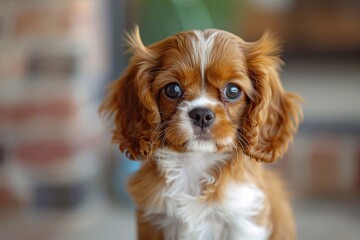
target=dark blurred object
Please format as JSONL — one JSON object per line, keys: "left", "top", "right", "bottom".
{"left": 309, "top": 135, "right": 342, "bottom": 194}
{"left": 357, "top": 144, "right": 360, "bottom": 191}
{"left": 0, "top": 145, "right": 4, "bottom": 165}
{"left": 35, "top": 183, "right": 88, "bottom": 209}
{"left": 240, "top": 0, "right": 360, "bottom": 58}
{"left": 27, "top": 52, "right": 76, "bottom": 79}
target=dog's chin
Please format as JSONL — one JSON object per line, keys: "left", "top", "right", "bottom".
{"left": 185, "top": 131, "right": 235, "bottom": 153}
{"left": 187, "top": 138, "right": 217, "bottom": 152}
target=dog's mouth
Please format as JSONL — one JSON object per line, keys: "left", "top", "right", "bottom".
{"left": 188, "top": 129, "right": 235, "bottom": 153}
{"left": 193, "top": 128, "right": 212, "bottom": 141}
{"left": 187, "top": 130, "right": 231, "bottom": 152}
{"left": 163, "top": 128, "right": 233, "bottom": 153}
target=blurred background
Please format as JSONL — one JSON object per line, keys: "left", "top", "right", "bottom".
{"left": 0, "top": 0, "right": 359, "bottom": 239}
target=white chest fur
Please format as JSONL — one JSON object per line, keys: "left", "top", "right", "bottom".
{"left": 144, "top": 149, "right": 270, "bottom": 240}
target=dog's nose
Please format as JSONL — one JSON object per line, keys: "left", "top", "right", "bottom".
{"left": 188, "top": 108, "right": 215, "bottom": 128}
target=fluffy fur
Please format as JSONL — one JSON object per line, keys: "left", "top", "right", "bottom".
{"left": 100, "top": 27, "right": 302, "bottom": 240}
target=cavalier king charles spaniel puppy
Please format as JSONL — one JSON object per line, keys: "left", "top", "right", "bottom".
{"left": 100, "top": 27, "right": 302, "bottom": 240}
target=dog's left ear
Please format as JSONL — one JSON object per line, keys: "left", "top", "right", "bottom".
{"left": 240, "top": 33, "right": 302, "bottom": 163}
{"left": 99, "top": 26, "right": 162, "bottom": 160}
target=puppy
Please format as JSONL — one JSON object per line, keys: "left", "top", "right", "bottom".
{"left": 100, "top": 27, "right": 302, "bottom": 240}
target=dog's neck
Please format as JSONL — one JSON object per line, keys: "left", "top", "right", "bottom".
{"left": 154, "top": 148, "right": 231, "bottom": 196}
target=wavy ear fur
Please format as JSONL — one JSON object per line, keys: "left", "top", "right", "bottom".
{"left": 99, "top": 27, "right": 160, "bottom": 160}
{"left": 241, "top": 33, "right": 302, "bottom": 163}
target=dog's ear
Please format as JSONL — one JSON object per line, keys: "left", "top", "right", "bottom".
{"left": 99, "top": 27, "right": 161, "bottom": 160}
{"left": 240, "top": 33, "right": 302, "bottom": 163}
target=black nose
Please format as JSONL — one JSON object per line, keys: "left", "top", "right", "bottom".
{"left": 188, "top": 108, "right": 215, "bottom": 128}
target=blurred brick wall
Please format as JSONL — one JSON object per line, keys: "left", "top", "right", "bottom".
{"left": 0, "top": 0, "right": 109, "bottom": 208}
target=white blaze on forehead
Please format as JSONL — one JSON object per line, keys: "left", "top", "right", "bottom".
{"left": 192, "top": 30, "right": 219, "bottom": 88}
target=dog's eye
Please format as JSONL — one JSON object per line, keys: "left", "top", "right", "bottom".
{"left": 164, "top": 83, "right": 182, "bottom": 98}
{"left": 224, "top": 83, "right": 241, "bottom": 100}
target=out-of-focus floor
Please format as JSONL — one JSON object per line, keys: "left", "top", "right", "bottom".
{"left": 0, "top": 198, "right": 360, "bottom": 240}
{"left": 0, "top": 201, "right": 136, "bottom": 240}
{"left": 295, "top": 198, "right": 360, "bottom": 240}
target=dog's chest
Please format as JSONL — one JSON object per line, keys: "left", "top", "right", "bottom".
{"left": 156, "top": 150, "right": 222, "bottom": 196}
{"left": 145, "top": 149, "right": 270, "bottom": 240}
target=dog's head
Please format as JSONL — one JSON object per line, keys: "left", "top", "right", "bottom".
{"left": 100, "top": 27, "right": 302, "bottom": 162}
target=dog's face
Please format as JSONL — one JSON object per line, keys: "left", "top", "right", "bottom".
{"left": 155, "top": 30, "right": 251, "bottom": 153}
{"left": 100, "top": 28, "right": 302, "bottom": 162}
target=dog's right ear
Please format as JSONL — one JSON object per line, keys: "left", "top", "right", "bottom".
{"left": 99, "top": 26, "right": 161, "bottom": 160}
{"left": 240, "top": 33, "right": 302, "bottom": 163}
